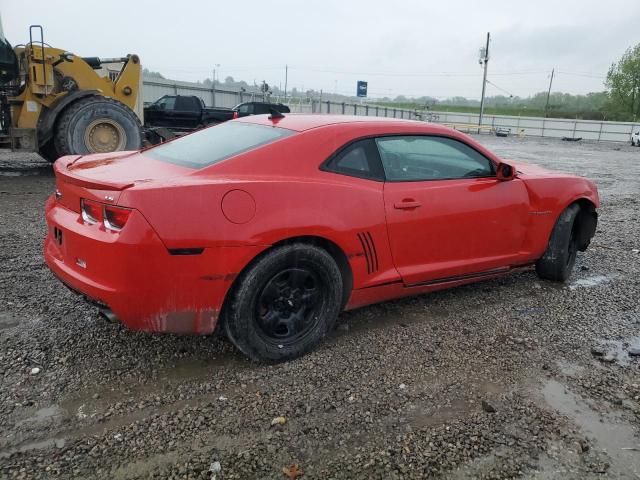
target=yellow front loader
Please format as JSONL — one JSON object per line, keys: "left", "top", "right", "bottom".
{"left": 0, "top": 24, "right": 143, "bottom": 161}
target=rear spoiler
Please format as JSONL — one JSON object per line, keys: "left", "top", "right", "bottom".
{"left": 54, "top": 156, "right": 134, "bottom": 191}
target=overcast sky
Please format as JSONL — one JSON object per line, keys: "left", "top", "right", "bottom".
{"left": 2, "top": 0, "right": 639, "bottom": 99}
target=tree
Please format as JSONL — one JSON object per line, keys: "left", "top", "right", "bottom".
{"left": 224, "top": 76, "right": 235, "bottom": 84}
{"left": 142, "top": 68, "right": 165, "bottom": 79}
{"left": 606, "top": 44, "right": 640, "bottom": 120}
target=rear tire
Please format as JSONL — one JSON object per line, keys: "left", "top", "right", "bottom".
{"left": 535, "top": 204, "right": 580, "bottom": 282}
{"left": 224, "top": 244, "right": 343, "bottom": 362}
{"left": 54, "top": 96, "right": 142, "bottom": 156}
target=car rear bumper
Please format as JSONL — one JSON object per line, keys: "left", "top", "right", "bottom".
{"left": 43, "top": 195, "right": 264, "bottom": 334}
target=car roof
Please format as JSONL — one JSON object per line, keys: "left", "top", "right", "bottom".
{"left": 235, "top": 113, "right": 454, "bottom": 134}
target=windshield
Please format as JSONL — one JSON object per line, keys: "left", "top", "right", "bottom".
{"left": 142, "top": 122, "right": 293, "bottom": 169}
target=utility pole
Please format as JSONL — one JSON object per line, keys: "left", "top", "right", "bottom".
{"left": 544, "top": 68, "right": 555, "bottom": 117}
{"left": 478, "top": 32, "right": 490, "bottom": 133}
{"left": 284, "top": 64, "right": 288, "bottom": 100}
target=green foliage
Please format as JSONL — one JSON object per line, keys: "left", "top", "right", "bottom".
{"left": 354, "top": 89, "right": 632, "bottom": 120}
{"left": 142, "top": 68, "right": 165, "bottom": 79}
{"left": 606, "top": 44, "right": 640, "bottom": 120}
{"left": 377, "top": 90, "right": 633, "bottom": 121}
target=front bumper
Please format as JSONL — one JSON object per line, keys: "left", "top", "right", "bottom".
{"left": 43, "top": 196, "right": 264, "bottom": 334}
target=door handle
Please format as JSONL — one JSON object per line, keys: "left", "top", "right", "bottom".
{"left": 394, "top": 200, "right": 422, "bottom": 210}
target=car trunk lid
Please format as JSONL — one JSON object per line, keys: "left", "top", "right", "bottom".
{"left": 54, "top": 151, "right": 194, "bottom": 212}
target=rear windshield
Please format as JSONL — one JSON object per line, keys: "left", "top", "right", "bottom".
{"left": 143, "top": 122, "right": 294, "bottom": 168}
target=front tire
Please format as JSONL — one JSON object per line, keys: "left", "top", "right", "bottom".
{"left": 224, "top": 244, "right": 343, "bottom": 362}
{"left": 535, "top": 204, "right": 580, "bottom": 282}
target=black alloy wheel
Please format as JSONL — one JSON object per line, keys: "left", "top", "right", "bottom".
{"left": 256, "top": 268, "right": 324, "bottom": 344}
{"left": 224, "top": 244, "right": 343, "bottom": 362}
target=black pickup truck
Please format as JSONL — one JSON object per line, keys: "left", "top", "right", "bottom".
{"left": 144, "top": 95, "right": 234, "bottom": 131}
{"left": 144, "top": 96, "right": 292, "bottom": 132}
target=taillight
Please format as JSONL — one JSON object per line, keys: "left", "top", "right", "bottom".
{"left": 104, "top": 205, "right": 132, "bottom": 231}
{"left": 80, "top": 199, "right": 132, "bottom": 231}
{"left": 81, "top": 199, "right": 103, "bottom": 224}
{"left": 233, "top": 111, "right": 238, "bottom": 119}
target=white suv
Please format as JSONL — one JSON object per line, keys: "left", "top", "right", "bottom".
{"left": 632, "top": 130, "right": 640, "bottom": 147}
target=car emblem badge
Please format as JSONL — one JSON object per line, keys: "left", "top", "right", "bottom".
{"left": 105, "top": 195, "right": 114, "bottom": 202}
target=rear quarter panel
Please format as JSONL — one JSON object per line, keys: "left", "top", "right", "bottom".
{"left": 119, "top": 125, "right": 410, "bottom": 289}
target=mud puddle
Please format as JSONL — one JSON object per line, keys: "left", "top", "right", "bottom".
{"left": 407, "top": 398, "right": 473, "bottom": 428}
{"left": 556, "top": 359, "right": 586, "bottom": 377}
{"left": 592, "top": 336, "right": 640, "bottom": 366}
{"left": 569, "top": 275, "right": 613, "bottom": 290}
{"left": 0, "top": 438, "right": 66, "bottom": 459}
{"left": 542, "top": 379, "right": 640, "bottom": 476}
{"left": 15, "top": 405, "right": 64, "bottom": 427}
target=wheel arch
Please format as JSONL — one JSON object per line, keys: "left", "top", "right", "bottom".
{"left": 219, "top": 235, "right": 354, "bottom": 330}
{"left": 570, "top": 198, "right": 598, "bottom": 251}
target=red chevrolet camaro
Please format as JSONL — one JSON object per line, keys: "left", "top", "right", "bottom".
{"left": 44, "top": 114, "right": 599, "bottom": 361}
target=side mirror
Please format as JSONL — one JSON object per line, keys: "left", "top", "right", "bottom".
{"left": 496, "top": 162, "right": 516, "bottom": 181}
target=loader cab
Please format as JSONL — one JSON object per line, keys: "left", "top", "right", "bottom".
{"left": 0, "top": 36, "right": 18, "bottom": 86}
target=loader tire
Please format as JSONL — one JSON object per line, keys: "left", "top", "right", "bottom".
{"left": 54, "top": 96, "right": 142, "bottom": 156}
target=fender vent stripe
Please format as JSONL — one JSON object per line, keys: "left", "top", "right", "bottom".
{"left": 357, "top": 232, "right": 379, "bottom": 274}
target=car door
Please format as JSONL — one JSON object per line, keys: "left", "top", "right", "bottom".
{"left": 254, "top": 104, "right": 270, "bottom": 115}
{"left": 172, "top": 96, "right": 201, "bottom": 128}
{"left": 378, "top": 135, "right": 530, "bottom": 285}
{"left": 146, "top": 96, "right": 176, "bottom": 127}
{"left": 236, "top": 103, "right": 252, "bottom": 117}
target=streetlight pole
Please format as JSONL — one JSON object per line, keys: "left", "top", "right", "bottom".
{"left": 284, "top": 64, "right": 288, "bottom": 101}
{"left": 212, "top": 64, "right": 220, "bottom": 107}
{"left": 478, "top": 32, "right": 490, "bottom": 133}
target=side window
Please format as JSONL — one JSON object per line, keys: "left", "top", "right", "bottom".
{"left": 156, "top": 96, "right": 176, "bottom": 110}
{"left": 376, "top": 136, "right": 495, "bottom": 181}
{"left": 238, "top": 104, "right": 250, "bottom": 114}
{"left": 323, "top": 139, "right": 384, "bottom": 181}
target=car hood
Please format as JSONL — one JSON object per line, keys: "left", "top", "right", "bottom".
{"left": 506, "top": 159, "right": 566, "bottom": 177}
{"left": 55, "top": 151, "right": 193, "bottom": 190}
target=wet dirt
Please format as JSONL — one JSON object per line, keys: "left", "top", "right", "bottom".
{"left": 542, "top": 379, "right": 640, "bottom": 477}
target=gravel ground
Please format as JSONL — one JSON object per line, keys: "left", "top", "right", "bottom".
{"left": 1, "top": 136, "right": 640, "bottom": 479}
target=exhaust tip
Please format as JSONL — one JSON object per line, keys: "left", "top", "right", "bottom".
{"left": 98, "top": 307, "right": 118, "bottom": 323}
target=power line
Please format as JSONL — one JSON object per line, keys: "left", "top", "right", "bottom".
{"left": 485, "top": 79, "right": 516, "bottom": 97}
{"left": 288, "top": 65, "right": 547, "bottom": 78}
